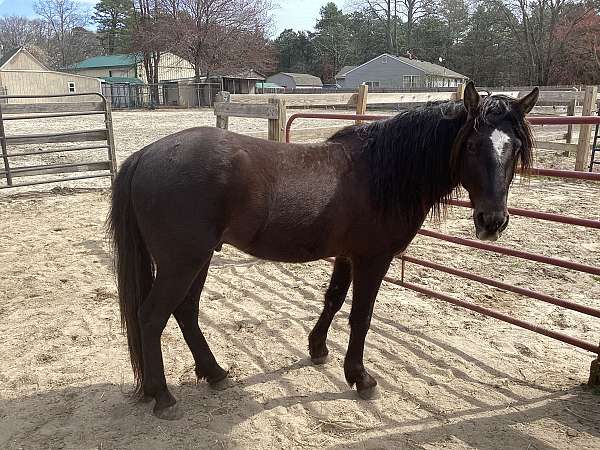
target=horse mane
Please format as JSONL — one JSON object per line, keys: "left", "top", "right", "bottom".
{"left": 329, "top": 95, "right": 535, "bottom": 222}
{"left": 330, "top": 100, "right": 468, "bottom": 221}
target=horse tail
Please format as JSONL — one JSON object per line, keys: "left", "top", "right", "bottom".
{"left": 107, "top": 149, "right": 153, "bottom": 397}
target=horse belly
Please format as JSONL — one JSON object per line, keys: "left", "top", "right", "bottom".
{"left": 224, "top": 215, "right": 335, "bottom": 263}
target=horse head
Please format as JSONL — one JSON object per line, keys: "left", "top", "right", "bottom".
{"left": 452, "top": 82, "right": 539, "bottom": 241}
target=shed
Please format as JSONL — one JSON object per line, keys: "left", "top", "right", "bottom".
{"left": 338, "top": 53, "right": 467, "bottom": 89}
{"left": 266, "top": 72, "right": 323, "bottom": 90}
{"left": 0, "top": 47, "right": 101, "bottom": 102}
{"left": 256, "top": 82, "right": 285, "bottom": 94}
{"left": 208, "top": 68, "right": 266, "bottom": 94}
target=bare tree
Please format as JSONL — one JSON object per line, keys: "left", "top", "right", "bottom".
{"left": 167, "top": 0, "right": 275, "bottom": 81}
{"left": 494, "top": 0, "right": 595, "bottom": 85}
{"left": 0, "top": 16, "right": 46, "bottom": 50}
{"left": 397, "top": 0, "right": 429, "bottom": 51}
{"left": 33, "top": 0, "right": 91, "bottom": 67}
{"left": 130, "top": 0, "right": 169, "bottom": 103}
{"left": 350, "top": 0, "right": 397, "bottom": 52}
{"left": 350, "top": 0, "right": 429, "bottom": 53}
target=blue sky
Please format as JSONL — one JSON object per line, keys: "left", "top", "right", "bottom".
{"left": 0, "top": 0, "right": 348, "bottom": 37}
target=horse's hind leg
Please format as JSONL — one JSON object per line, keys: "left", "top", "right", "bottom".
{"left": 308, "top": 257, "right": 352, "bottom": 364}
{"left": 173, "top": 256, "right": 228, "bottom": 386}
{"left": 138, "top": 261, "right": 204, "bottom": 420}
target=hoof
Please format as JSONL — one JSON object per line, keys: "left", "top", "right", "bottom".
{"left": 208, "top": 369, "right": 230, "bottom": 390}
{"left": 311, "top": 354, "right": 330, "bottom": 365}
{"left": 153, "top": 403, "right": 182, "bottom": 421}
{"left": 356, "top": 385, "right": 380, "bottom": 400}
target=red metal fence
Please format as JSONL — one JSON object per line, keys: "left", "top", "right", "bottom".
{"left": 287, "top": 112, "right": 600, "bottom": 383}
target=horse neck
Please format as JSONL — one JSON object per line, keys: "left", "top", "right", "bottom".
{"left": 367, "top": 104, "right": 467, "bottom": 221}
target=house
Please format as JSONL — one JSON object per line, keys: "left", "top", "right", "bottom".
{"left": 68, "top": 53, "right": 196, "bottom": 83}
{"left": 336, "top": 54, "right": 467, "bottom": 89}
{"left": 334, "top": 65, "right": 357, "bottom": 87}
{"left": 0, "top": 47, "right": 101, "bottom": 102}
{"left": 266, "top": 72, "right": 323, "bottom": 90}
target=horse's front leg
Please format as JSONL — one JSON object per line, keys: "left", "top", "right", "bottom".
{"left": 309, "top": 256, "right": 352, "bottom": 364}
{"left": 344, "top": 254, "right": 392, "bottom": 399}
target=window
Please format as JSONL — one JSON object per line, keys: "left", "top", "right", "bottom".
{"left": 365, "top": 81, "right": 380, "bottom": 88}
{"left": 68, "top": 82, "right": 76, "bottom": 93}
{"left": 381, "top": 55, "right": 388, "bottom": 64}
{"left": 403, "top": 75, "right": 419, "bottom": 88}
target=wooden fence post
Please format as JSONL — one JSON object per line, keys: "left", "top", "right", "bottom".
{"left": 565, "top": 98, "right": 576, "bottom": 144}
{"left": 215, "top": 91, "right": 230, "bottom": 130}
{"left": 268, "top": 98, "right": 286, "bottom": 142}
{"left": 575, "top": 86, "right": 598, "bottom": 171}
{"left": 355, "top": 83, "right": 369, "bottom": 125}
{"left": 455, "top": 83, "right": 466, "bottom": 101}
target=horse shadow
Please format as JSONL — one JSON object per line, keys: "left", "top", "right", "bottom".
{"left": 1, "top": 369, "right": 598, "bottom": 449}
{"left": 11, "top": 252, "right": 596, "bottom": 448}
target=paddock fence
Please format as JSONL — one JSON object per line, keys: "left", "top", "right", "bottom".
{"left": 0, "top": 92, "right": 117, "bottom": 189}
{"left": 286, "top": 111, "right": 600, "bottom": 384}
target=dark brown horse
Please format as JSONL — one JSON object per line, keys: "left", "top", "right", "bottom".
{"left": 108, "top": 82, "right": 538, "bottom": 419}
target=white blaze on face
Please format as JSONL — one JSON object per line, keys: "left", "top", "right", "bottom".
{"left": 490, "top": 129, "right": 512, "bottom": 162}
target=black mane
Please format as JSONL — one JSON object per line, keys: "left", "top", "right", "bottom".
{"left": 329, "top": 96, "right": 534, "bottom": 222}
{"left": 330, "top": 100, "right": 467, "bottom": 221}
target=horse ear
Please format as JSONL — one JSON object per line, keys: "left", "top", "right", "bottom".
{"left": 517, "top": 87, "right": 539, "bottom": 115}
{"left": 463, "top": 81, "right": 480, "bottom": 113}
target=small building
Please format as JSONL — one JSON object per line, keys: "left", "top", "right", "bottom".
{"left": 208, "top": 68, "right": 266, "bottom": 94}
{"left": 266, "top": 72, "right": 323, "bottom": 90}
{"left": 256, "top": 82, "right": 285, "bottom": 94}
{"left": 336, "top": 54, "right": 467, "bottom": 89}
{"left": 0, "top": 47, "right": 101, "bottom": 102}
{"left": 68, "top": 53, "right": 196, "bottom": 83}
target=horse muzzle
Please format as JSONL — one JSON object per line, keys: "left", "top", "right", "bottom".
{"left": 474, "top": 210, "right": 509, "bottom": 242}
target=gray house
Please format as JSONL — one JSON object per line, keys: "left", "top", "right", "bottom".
{"left": 266, "top": 72, "right": 323, "bottom": 90}
{"left": 336, "top": 54, "right": 467, "bottom": 89}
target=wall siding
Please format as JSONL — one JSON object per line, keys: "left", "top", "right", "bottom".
{"left": 74, "top": 67, "right": 135, "bottom": 78}
{"left": 3, "top": 51, "right": 46, "bottom": 71}
{"left": 137, "top": 53, "right": 196, "bottom": 82}
{"left": 344, "top": 55, "right": 424, "bottom": 89}
{"left": 0, "top": 71, "right": 101, "bottom": 103}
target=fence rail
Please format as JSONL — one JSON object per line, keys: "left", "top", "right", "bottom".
{"left": 0, "top": 92, "right": 117, "bottom": 189}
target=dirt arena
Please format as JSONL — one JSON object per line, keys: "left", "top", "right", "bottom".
{"left": 1, "top": 108, "right": 599, "bottom": 449}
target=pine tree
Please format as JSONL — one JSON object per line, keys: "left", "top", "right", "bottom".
{"left": 93, "top": 0, "right": 133, "bottom": 55}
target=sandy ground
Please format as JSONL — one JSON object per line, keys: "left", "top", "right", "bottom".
{"left": 0, "top": 108, "right": 599, "bottom": 449}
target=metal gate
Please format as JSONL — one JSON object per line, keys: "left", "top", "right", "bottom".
{"left": 0, "top": 92, "right": 117, "bottom": 189}
{"left": 287, "top": 111, "right": 600, "bottom": 383}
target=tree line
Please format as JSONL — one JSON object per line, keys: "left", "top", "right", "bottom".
{"left": 0, "top": 0, "right": 275, "bottom": 83}
{"left": 276, "top": 0, "right": 600, "bottom": 86}
{"left": 0, "top": 0, "right": 599, "bottom": 87}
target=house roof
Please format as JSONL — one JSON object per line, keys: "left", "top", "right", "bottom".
{"left": 335, "top": 65, "right": 357, "bottom": 79}
{"left": 210, "top": 68, "right": 266, "bottom": 80}
{"left": 0, "top": 47, "right": 20, "bottom": 69}
{"left": 345, "top": 53, "right": 466, "bottom": 79}
{"left": 70, "top": 54, "right": 138, "bottom": 70}
{"left": 395, "top": 55, "right": 466, "bottom": 78}
{"left": 280, "top": 72, "right": 323, "bottom": 87}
